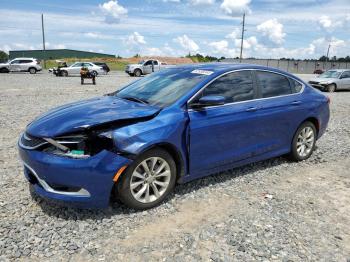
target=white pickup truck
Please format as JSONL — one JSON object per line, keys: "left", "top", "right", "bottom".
{"left": 125, "top": 59, "right": 173, "bottom": 77}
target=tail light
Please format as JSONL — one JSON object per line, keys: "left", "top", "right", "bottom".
{"left": 36, "top": 60, "right": 40, "bottom": 65}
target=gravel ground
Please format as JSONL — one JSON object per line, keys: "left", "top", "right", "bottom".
{"left": 0, "top": 71, "right": 349, "bottom": 261}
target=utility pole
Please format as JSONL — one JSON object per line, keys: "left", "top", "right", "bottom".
{"left": 41, "top": 14, "right": 46, "bottom": 68}
{"left": 326, "top": 44, "right": 331, "bottom": 61}
{"left": 239, "top": 12, "right": 246, "bottom": 63}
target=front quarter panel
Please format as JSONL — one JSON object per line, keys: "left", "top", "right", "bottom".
{"left": 112, "top": 108, "right": 189, "bottom": 173}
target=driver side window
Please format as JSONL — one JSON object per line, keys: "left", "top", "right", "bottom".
{"left": 144, "top": 60, "right": 152, "bottom": 66}
{"left": 199, "top": 70, "right": 255, "bottom": 104}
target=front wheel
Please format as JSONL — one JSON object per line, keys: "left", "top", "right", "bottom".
{"left": 134, "top": 69, "right": 142, "bottom": 77}
{"left": 116, "top": 148, "right": 176, "bottom": 210}
{"left": 289, "top": 121, "right": 317, "bottom": 161}
{"left": 326, "top": 84, "right": 336, "bottom": 92}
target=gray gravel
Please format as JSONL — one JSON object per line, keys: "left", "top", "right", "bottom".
{"left": 0, "top": 71, "right": 349, "bottom": 261}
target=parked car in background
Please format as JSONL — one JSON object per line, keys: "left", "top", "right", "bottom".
{"left": 58, "top": 62, "right": 105, "bottom": 77}
{"left": 18, "top": 64, "right": 330, "bottom": 209}
{"left": 313, "top": 69, "right": 324, "bottom": 74}
{"left": 93, "top": 62, "right": 110, "bottom": 73}
{"left": 0, "top": 58, "right": 42, "bottom": 74}
{"left": 309, "top": 69, "right": 350, "bottom": 92}
{"left": 125, "top": 59, "right": 173, "bottom": 77}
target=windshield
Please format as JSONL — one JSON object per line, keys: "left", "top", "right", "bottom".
{"left": 138, "top": 60, "right": 145, "bottom": 64}
{"left": 319, "top": 70, "right": 341, "bottom": 78}
{"left": 116, "top": 68, "right": 209, "bottom": 107}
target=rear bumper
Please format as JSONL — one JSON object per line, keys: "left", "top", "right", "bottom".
{"left": 18, "top": 144, "right": 132, "bottom": 208}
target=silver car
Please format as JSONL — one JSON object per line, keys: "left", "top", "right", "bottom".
{"left": 58, "top": 62, "right": 105, "bottom": 77}
{"left": 308, "top": 69, "right": 350, "bottom": 92}
{"left": 0, "top": 58, "right": 42, "bottom": 74}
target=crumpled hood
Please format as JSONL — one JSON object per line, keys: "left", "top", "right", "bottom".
{"left": 26, "top": 96, "right": 160, "bottom": 137}
{"left": 309, "top": 77, "right": 338, "bottom": 83}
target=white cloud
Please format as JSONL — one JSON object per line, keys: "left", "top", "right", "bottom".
{"left": 99, "top": 0, "right": 127, "bottom": 24}
{"left": 226, "top": 28, "right": 240, "bottom": 41}
{"left": 189, "top": 0, "right": 215, "bottom": 5}
{"left": 220, "top": 0, "right": 251, "bottom": 17}
{"left": 319, "top": 16, "right": 332, "bottom": 29}
{"left": 83, "top": 32, "right": 114, "bottom": 40}
{"left": 174, "top": 34, "right": 199, "bottom": 53}
{"left": 125, "top": 32, "right": 146, "bottom": 46}
{"left": 163, "top": 0, "right": 181, "bottom": 2}
{"left": 257, "top": 19, "right": 286, "bottom": 45}
{"left": 318, "top": 15, "right": 343, "bottom": 31}
{"left": 208, "top": 40, "right": 236, "bottom": 57}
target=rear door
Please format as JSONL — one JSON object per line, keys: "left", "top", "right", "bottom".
{"left": 253, "top": 70, "right": 306, "bottom": 154}
{"left": 188, "top": 70, "right": 263, "bottom": 177}
{"left": 19, "top": 59, "right": 32, "bottom": 71}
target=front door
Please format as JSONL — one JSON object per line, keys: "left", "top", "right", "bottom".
{"left": 339, "top": 71, "right": 350, "bottom": 89}
{"left": 143, "top": 60, "right": 154, "bottom": 74}
{"left": 9, "top": 60, "right": 20, "bottom": 71}
{"left": 188, "top": 70, "right": 262, "bottom": 177}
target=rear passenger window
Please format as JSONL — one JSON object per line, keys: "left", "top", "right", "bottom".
{"left": 293, "top": 80, "right": 303, "bottom": 93}
{"left": 201, "top": 71, "right": 255, "bottom": 103}
{"left": 257, "top": 71, "right": 292, "bottom": 98}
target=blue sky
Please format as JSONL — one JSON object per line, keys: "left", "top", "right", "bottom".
{"left": 0, "top": 0, "right": 349, "bottom": 59}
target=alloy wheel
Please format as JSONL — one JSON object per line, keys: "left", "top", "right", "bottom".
{"left": 130, "top": 157, "right": 171, "bottom": 203}
{"left": 296, "top": 126, "right": 315, "bottom": 157}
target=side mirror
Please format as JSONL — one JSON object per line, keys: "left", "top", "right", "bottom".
{"left": 191, "top": 95, "right": 225, "bottom": 108}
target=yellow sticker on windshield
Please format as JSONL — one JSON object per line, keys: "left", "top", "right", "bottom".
{"left": 191, "top": 69, "right": 214, "bottom": 75}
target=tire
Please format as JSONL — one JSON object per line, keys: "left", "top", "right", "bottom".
{"left": 92, "top": 70, "right": 98, "bottom": 76}
{"left": 0, "top": 67, "right": 9, "bottom": 73}
{"left": 62, "top": 70, "right": 68, "bottom": 77}
{"left": 116, "top": 148, "right": 176, "bottom": 210}
{"left": 29, "top": 67, "right": 37, "bottom": 74}
{"left": 134, "top": 69, "right": 142, "bottom": 77}
{"left": 289, "top": 121, "right": 317, "bottom": 161}
{"left": 326, "top": 84, "right": 336, "bottom": 92}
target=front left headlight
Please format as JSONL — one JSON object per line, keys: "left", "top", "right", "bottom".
{"left": 42, "top": 132, "right": 115, "bottom": 159}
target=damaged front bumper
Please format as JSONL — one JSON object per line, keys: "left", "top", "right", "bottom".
{"left": 18, "top": 141, "right": 132, "bottom": 208}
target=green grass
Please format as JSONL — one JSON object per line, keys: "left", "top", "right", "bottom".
{"left": 43, "top": 59, "right": 129, "bottom": 71}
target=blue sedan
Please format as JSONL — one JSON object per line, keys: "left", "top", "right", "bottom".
{"left": 18, "top": 64, "right": 330, "bottom": 209}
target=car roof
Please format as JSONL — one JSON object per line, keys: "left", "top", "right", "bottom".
{"left": 12, "top": 57, "right": 36, "bottom": 60}
{"left": 173, "top": 63, "right": 300, "bottom": 79}
{"left": 326, "top": 69, "right": 348, "bottom": 72}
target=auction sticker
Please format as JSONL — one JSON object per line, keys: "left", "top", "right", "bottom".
{"left": 191, "top": 69, "right": 214, "bottom": 75}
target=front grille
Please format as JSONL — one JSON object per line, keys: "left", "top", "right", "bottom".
{"left": 20, "top": 133, "right": 47, "bottom": 149}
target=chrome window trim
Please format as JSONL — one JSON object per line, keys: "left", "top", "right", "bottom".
{"left": 23, "top": 162, "right": 90, "bottom": 197}
{"left": 187, "top": 68, "right": 305, "bottom": 112}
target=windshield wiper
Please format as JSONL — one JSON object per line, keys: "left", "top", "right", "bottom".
{"left": 122, "top": 96, "right": 149, "bottom": 105}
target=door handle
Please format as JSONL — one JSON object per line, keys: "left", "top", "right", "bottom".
{"left": 291, "top": 101, "right": 302, "bottom": 105}
{"left": 245, "top": 107, "right": 259, "bottom": 112}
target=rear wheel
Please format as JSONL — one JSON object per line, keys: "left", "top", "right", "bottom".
{"left": 116, "top": 148, "right": 176, "bottom": 210}
{"left": 289, "top": 121, "right": 316, "bottom": 161}
{"left": 326, "top": 84, "right": 336, "bottom": 92}
{"left": 62, "top": 70, "right": 68, "bottom": 77}
{"left": 29, "top": 67, "right": 37, "bottom": 74}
